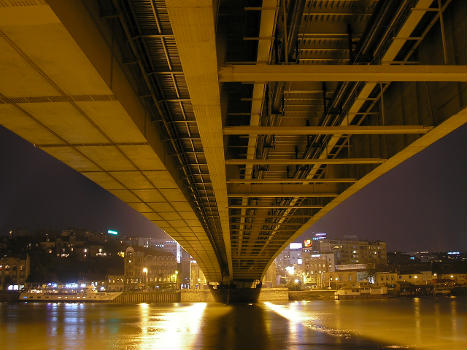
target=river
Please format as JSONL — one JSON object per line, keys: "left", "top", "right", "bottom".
{"left": 1, "top": 297, "right": 465, "bottom": 349}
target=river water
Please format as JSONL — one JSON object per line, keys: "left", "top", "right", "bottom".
{"left": 1, "top": 297, "right": 465, "bottom": 349}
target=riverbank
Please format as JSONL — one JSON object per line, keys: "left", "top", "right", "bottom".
{"left": 3, "top": 286, "right": 465, "bottom": 303}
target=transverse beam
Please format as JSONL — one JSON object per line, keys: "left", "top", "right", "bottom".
{"left": 223, "top": 125, "right": 432, "bottom": 135}
{"left": 226, "top": 158, "right": 385, "bottom": 165}
{"left": 219, "top": 64, "right": 467, "bottom": 82}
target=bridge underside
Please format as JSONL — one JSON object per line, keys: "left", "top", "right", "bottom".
{"left": 0, "top": 0, "right": 466, "bottom": 288}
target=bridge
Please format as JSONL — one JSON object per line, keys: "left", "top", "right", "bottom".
{"left": 0, "top": 0, "right": 465, "bottom": 301}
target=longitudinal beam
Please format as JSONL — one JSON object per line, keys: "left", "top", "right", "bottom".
{"left": 226, "top": 178, "right": 356, "bottom": 184}
{"left": 223, "top": 125, "right": 432, "bottom": 135}
{"left": 228, "top": 205, "right": 323, "bottom": 209}
{"left": 226, "top": 158, "right": 385, "bottom": 165}
{"left": 166, "top": 0, "right": 232, "bottom": 279}
{"left": 219, "top": 64, "right": 467, "bottom": 82}
{"left": 228, "top": 193, "right": 337, "bottom": 198}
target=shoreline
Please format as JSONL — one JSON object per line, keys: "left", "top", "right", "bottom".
{"left": 1, "top": 287, "right": 465, "bottom": 304}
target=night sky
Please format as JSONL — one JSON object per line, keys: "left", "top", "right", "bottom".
{"left": 0, "top": 124, "right": 465, "bottom": 251}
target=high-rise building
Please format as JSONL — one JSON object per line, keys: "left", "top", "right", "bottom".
{"left": 315, "top": 238, "right": 387, "bottom": 267}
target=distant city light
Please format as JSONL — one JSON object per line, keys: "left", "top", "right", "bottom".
{"left": 297, "top": 259, "right": 303, "bottom": 265}
{"left": 290, "top": 243, "right": 302, "bottom": 250}
{"left": 303, "top": 239, "right": 312, "bottom": 248}
{"left": 285, "top": 266, "right": 294, "bottom": 275}
{"left": 312, "top": 232, "right": 327, "bottom": 241}
{"left": 448, "top": 251, "right": 460, "bottom": 255}
{"left": 107, "top": 229, "right": 118, "bottom": 235}
{"left": 410, "top": 256, "right": 415, "bottom": 260}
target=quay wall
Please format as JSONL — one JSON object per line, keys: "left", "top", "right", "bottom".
{"left": 181, "top": 289, "right": 215, "bottom": 302}
{"left": 288, "top": 290, "right": 337, "bottom": 300}
{"left": 9, "top": 289, "right": 337, "bottom": 304}
{"left": 110, "top": 288, "right": 289, "bottom": 303}
{"left": 111, "top": 291, "right": 180, "bottom": 303}
{"left": 258, "top": 288, "right": 289, "bottom": 302}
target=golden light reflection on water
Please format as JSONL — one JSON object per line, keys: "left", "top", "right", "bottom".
{"left": 1, "top": 298, "right": 465, "bottom": 350}
{"left": 263, "top": 298, "right": 467, "bottom": 349}
{"left": 264, "top": 301, "right": 352, "bottom": 340}
{"left": 450, "top": 298, "right": 457, "bottom": 337}
{"left": 413, "top": 297, "right": 421, "bottom": 344}
{"left": 137, "top": 302, "right": 207, "bottom": 350}
{"left": 264, "top": 301, "right": 316, "bottom": 324}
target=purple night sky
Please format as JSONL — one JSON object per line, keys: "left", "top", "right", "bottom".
{"left": 0, "top": 124, "right": 465, "bottom": 251}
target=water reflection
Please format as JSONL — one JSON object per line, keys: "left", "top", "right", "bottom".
{"left": 263, "top": 298, "right": 466, "bottom": 349}
{"left": 0, "top": 297, "right": 465, "bottom": 350}
{"left": 413, "top": 297, "right": 421, "bottom": 344}
{"left": 450, "top": 298, "right": 457, "bottom": 337}
{"left": 138, "top": 302, "right": 207, "bottom": 350}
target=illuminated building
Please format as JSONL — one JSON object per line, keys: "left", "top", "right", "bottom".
{"left": 439, "top": 273, "right": 467, "bottom": 285}
{"left": 375, "top": 272, "right": 398, "bottom": 286}
{"left": 262, "top": 262, "right": 278, "bottom": 288}
{"left": 322, "top": 268, "right": 369, "bottom": 289}
{"left": 300, "top": 252, "right": 335, "bottom": 287}
{"left": 189, "top": 259, "right": 207, "bottom": 289}
{"left": 0, "top": 256, "right": 30, "bottom": 290}
{"left": 316, "top": 238, "right": 387, "bottom": 267}
{"left": 124, "top": 246, "right": 178, "bottom": 290}
{"left": 397, "top": 271, "right": 436, "bottom": 286}
{"left": 106, "top": 275, "right": 125, "bottom": 291}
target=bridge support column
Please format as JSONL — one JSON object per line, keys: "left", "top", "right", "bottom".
{"left": 209, "top": 280, "right": 263, "bottom": 304}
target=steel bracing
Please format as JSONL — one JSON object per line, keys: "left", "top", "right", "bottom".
{"left": 0, "top": 0, "right": 465, "bottom": 284}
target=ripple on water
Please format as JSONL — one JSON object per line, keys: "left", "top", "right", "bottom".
{"left": 302, "top": 320, "right": 353, "bottom": 340}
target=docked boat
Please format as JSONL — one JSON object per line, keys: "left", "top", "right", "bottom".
{"left": 335, "top": 286, "right": 388, "bottom": 300}
{"left": 19, "top": 285, "right": 121, "bottom": 302}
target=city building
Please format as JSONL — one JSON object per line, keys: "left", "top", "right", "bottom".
{"left": 106, "top": 275, "right": 125, "bottom": 291}
{"left": 397, "top": 271, "right": 434, "bottom": 285}
{"left": 438, "top": 273, "right": 467, "bottom": 285}
{"left": 300, "top": 252, "right": 335, "bottom": 288}
{"left": 0, "top": 256, "right": 30, "bottom": 290}
{"left": 375, "top": 272, "right": 398, "bottom": 286}
{"left": 189, "top": 259, "right": 207, "bottom": 289}
{"left": 316, "top": 238, "right": 387, "bottom": 267}
{"left": 276, "top": 242, "right": 303, "bottom": 268}
{"left": 124, "top": 246, "right": 178, "bottom": 290}
{"left": 262, "top": 262, "right": 278, "bottom": 288}
{"left": 322, "top": 270, "right": 365, "bottom": 289}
